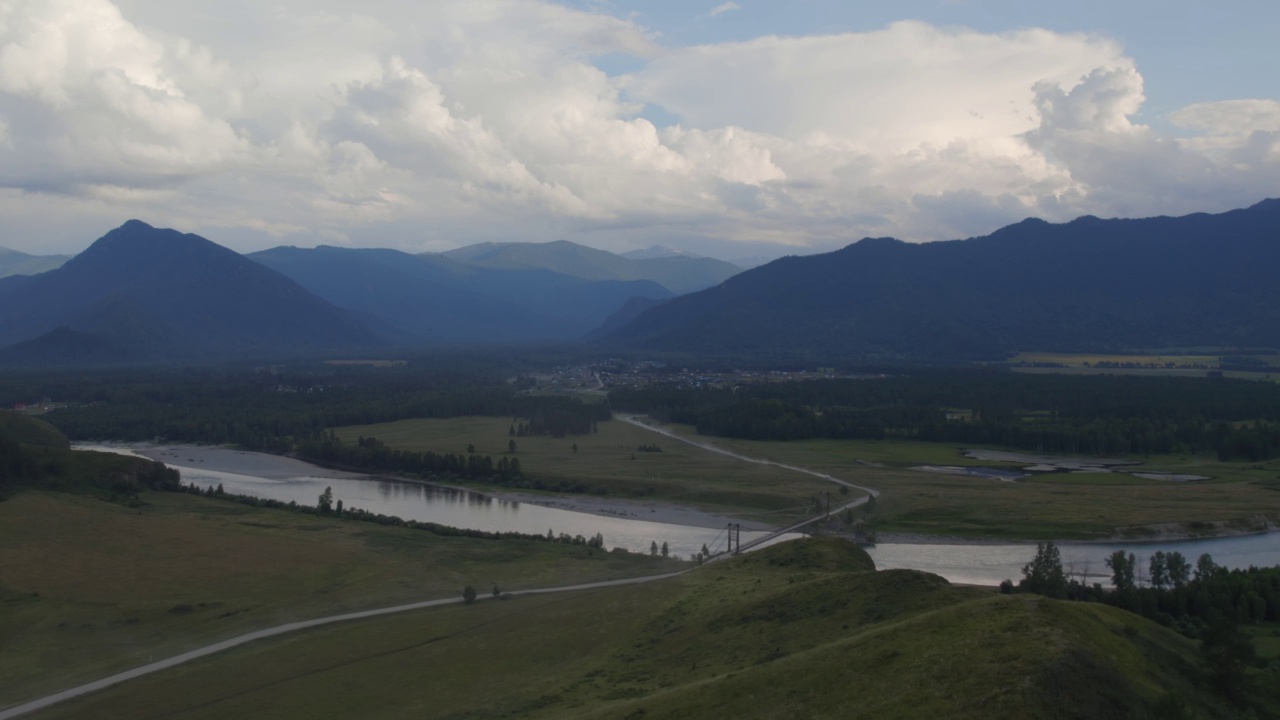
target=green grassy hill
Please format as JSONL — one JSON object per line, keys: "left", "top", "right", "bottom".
{"left": 26, "top": 537, "right": 1266, "bottom": 719}
{"left": 0, "top": 410, "right": 69, "bottom": 448}
{"left": 0, "top": 410, "right": 178, "bottom": 499}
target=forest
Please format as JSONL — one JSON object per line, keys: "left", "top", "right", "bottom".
{"left": 609, "top": 371, "right": 1280, "bottom": 460}
{"left": 0, "top": 363, "right": 610, "bottom": 482}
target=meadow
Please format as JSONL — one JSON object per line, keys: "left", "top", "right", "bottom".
{"left": 633, "top": 423, "right": 1280, "bottom": 540}
{"left": 332, "top": 416, "right": 841, "bottom": 523}
{"left": 1011, "top": 351, "right": 1279, "bottom": 381}
{"left": 0, "top": 490, "right": 681, "bottom": 709}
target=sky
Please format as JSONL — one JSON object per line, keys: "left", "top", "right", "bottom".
{"left": 0, "top": 0, "right": 1277, "bottom": 260}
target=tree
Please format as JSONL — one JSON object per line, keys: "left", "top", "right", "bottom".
{"left": 492, "top": 584, "right": 501, "bottom": 598}
{"left": 463, "top": 585, "right": 477, "bottom": 605}
{"left": 1105, "top": 550, "right": 1136, "bottom": 591}
{"left": 650, "top": 540, "right": 658, "bottom": 556}
{"left": 661, "top": 541, "right": 669, "bottom": 557}
{"left": 1165, "top": 551, "right": 1191, "bottom": 589}
{"left": 1020, "top": 542, "right": 1067, "bottom": 598}
{"left": 467, "top": 443, "right": 476, "bottom": 454}
{"left": 317, "top": 486, "right": 333, "bottom": 513}
{"left": 571, "top": 443, "right": 578, "bottom": 454}
{"left": 1200, "top": 619, "right": 1254, "bottom": 702}
{"left": 1149, "top": 551, "right": 1169, "bottom": 589}
{"left": 508, "top": 439, "right": 517, "bottom": 453}
{"left": 335, "top": 499, "right": 343, "bottom": 516}
{"left": 1195, "top": 553, "right": 1218, "bottom": 582}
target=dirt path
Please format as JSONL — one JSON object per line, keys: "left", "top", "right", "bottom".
{"left": 0, "top": 570, "right": 689, "bottom": 720}
{"left": 617, "top": 414, "right": 880, "bottom": 498}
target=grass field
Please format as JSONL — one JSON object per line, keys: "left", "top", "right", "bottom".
{"left": 636, "top": 423, "right": 1280, "bottom": 540}
{"left": 1011, "top": 351, "right": 1279, "bottom": 381}
{"left": 23, "top": 538, "right": 1258, "bottom": 720}
{"left": 0, "top": 490, "right": 682, "bottom": 709}
{"left": 332, "top": 417, "right": 842, "bottom": 522}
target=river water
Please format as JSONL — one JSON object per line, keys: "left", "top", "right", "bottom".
{"left": 87, "top": 445, "right": 1280, "bottom": 585}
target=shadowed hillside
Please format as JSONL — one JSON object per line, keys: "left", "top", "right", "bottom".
{"left": 26, "top": 537, "right": 1271, "bottom": 719}
{"left": 602, "top": 199, "right": 1280, "bottom": 360}
{"left": 0, "top": 221, "right": 377, "bottom": 364}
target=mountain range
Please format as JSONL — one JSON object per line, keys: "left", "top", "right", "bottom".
{"left": 601, "top": 199, "right": 1280, "bottom": 359}
{"left": 3, "top": 199, "right": 1278, "bottom": 365}
{"left": 248, "top": 245, "right": 673, "bottom": 345}
{"left": 0, "top": 246, "right": 69, "bottom": 278}
{"left": 0, "top": 224, "right": 702, "bottom": 363}
{"left": 440, "top": 239, "right": 741, "bottom": 295}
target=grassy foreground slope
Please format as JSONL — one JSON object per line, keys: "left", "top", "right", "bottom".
{"left": 0, "top": 489, "right": 682, "bottom": 709}
{"left": 27, "top": 539, "right": 1257, "bottom": 720}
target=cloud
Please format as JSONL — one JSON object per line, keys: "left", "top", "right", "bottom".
{"left": 705, "top": 2, "right": 740, "bottom": 18}
{"left": 0, "top": 2, "right": 1275, "bottom": 256}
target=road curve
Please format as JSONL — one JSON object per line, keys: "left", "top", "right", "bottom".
{"left": 0, "top": 570, "right": 689, "bottom": 720}
{"left": 618, "top": 414, "right": 881, "bottom": 498}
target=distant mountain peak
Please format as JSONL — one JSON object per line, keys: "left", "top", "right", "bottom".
{"left": 620, "top": 245, "right": 703, "bottom": 260}
{"left": 0, "top": 221, "right": 377, "bottom": 363}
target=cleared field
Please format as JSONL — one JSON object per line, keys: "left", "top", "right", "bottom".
{"left": 0, "top": 491, "right": 681, "bottom": 709}
{"left": 332, "top": 417, "right": 841, "bottom": 522}
{"left": 1011, "top": 351, "right": 1279, "bottom": 381}
{"left": 1013, "top": 352, "right": 1225, "bottom": 367}
{"left": 24, "top": 539, "right": 1246, "bottom": 720}
{"left": 638, "top": 423, "right": 1280, "bottom": 540}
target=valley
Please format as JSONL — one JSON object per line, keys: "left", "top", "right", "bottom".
{"left": 3, "top": 200, "right": 1280, "bottom": 718}
{"left": 5, "top": 4, "right": 1280, "bottom": 716}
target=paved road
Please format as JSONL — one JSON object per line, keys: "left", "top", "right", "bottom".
{"left": 0, "top": 570, "right": 689, "bottom": 720}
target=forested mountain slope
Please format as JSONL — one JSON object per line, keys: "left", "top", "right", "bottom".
{"left": 602, "top": 199, "right": 1280, "bottom": 359}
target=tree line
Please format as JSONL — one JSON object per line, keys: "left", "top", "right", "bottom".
{"left": 610, "top": 371, "right": 1280, "bottom": 460}
{"left": 1014, "top": 541, "right": 1280, "bottom": 706}
{"left": 2, "top": 365, "right": 611, "bottom": 484}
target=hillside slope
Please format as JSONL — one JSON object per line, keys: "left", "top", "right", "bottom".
{"left": 26, "top": 538, "right": 1264, "bottom": 719}
{"left": 0, "top": 221, "right": 376, "bottom": 363}
{"left": 603, "top": 199, "right": 1280, "bottom": 359}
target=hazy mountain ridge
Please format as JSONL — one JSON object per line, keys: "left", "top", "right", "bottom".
{"left": 249, "top": 245, "right": 673, "bottom": 345}
{"left": 0, "top": 221, "right": 377, "bottom": 364}
{"left": 440, "top": 238, "right": 741, "bottom": 295}
{"left": 0, "top": 245, "right": 70, "bottom": 278}
{"left": 601, "top": 199, "right": 1280, "bottom": 359}
{"left": 620, "top": 245, "right": 702, "bottom": 260}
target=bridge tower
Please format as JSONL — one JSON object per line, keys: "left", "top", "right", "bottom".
{"left": 728, "top": 523, "right": 741, "bottom": 554}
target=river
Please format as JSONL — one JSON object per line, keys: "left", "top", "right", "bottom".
{"left": 85, "top": 445, "right": 1280, "bottom": 585}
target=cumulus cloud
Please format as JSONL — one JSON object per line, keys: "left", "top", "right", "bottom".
{"left": 0, "top": 1, "right": 1275, "bottom": 256}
